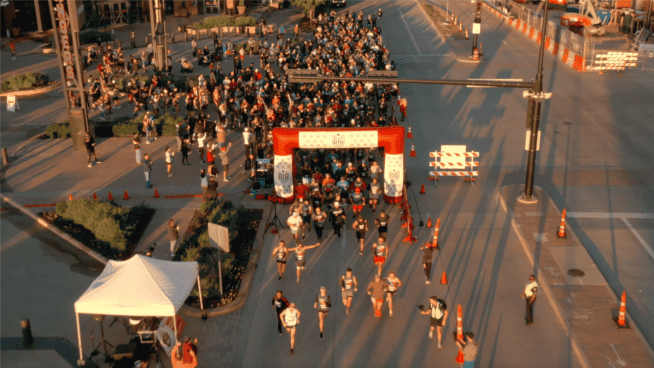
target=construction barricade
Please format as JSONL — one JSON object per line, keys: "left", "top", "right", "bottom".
{"left": 429, "top": 145, "right": 480, "bottom": 185}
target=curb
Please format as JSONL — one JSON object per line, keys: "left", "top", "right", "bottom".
{"left": 416, "top": 0, "right": 480, "bottom": 64}
{"left": 496, "top": 186, "right": 592, "bottom": 368}
{"left": 481, "top": 0, "right": 587, "bottom": 72}
{"left": 9, "top": 132, "right": 46, "bottom": 158}
{"left": 0, "top": 194, "right": 109, "bottom": 265}
{"left": 0, "top": 81, "right": 62, "bottom": 98}
{"left": 180, "top": 201, "right": 272, "bottom": 318}
{"left": 498, "top": 185, "right": 654, "bottom": 368}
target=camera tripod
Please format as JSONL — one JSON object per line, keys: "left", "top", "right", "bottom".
{"left": 269, "top": 202, "right": 286, "bottom": 234}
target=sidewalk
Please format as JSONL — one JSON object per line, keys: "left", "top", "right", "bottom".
{"left": 499, "top": 184, "right": 654, "bottom": 368}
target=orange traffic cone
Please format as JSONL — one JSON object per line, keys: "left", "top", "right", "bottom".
{"left": 432, "top": 218, "right": 440, "bottom": 248}
{"left": 69, "top": 194, "right": 73, "bottom": 201}
{"left": 459, "top": 22, "right": 463, "bottom": 32}
{"left": 410, "top": 144, "right": 416, "bottom": 157}
{"left": 440, "top": 271, "right": 448, "bottom": 285}
{"left": 107, "top": 191, "right": 114, "bottom": 201}
{"left": 456, "top": 305, "right": 464, "bottom": 340}
{"left": 420, "top": 184, "right": 426, "bottom": 194}
{"left": 407, "top": 126, "right": 413, "bottom": 138}
{"left": 426, "top": 217, "right": 433, "bottom": 228}
{"left": 465, "top": 28, "right": 469, "bottom": 40}
{"left": 557, "top": 209, "right": 566, "bottom": 238}
{"left": 124, "top": 190, "right": 130, "bottom": 200}
{"left": 154, "top": 188, "right": 160, "bottom": 198}
{"left": 456, "top": 350, "right": 465, "bottom": 364}
{"left": 615, "top": 291, "right": 629, "bottom": 328}
{"left": 93, "top": 192, "right": 98, "bottom": 201}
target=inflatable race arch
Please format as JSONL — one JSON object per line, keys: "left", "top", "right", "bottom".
{"left": 272, "top": 126, "right": 405, "bottom": 203}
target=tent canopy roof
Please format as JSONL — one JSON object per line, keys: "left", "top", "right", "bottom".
{"left": 74, "top": 255, "right": 198, "bottom": 317}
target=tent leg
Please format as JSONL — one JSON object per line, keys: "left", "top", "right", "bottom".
{"left": 76, "top": 313, "right": 85, "bottom": 366}
{"left": 197, "top": 275, "right": 205, "bottom": 310}
{"left": 173, "top": 315, "right": 178, "bottom": 347}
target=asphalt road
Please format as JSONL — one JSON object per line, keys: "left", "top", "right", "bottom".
{"left": 1, "top": 0, "right": 653, "bottom": 367}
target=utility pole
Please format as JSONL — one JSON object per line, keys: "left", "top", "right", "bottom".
{"left": 472, "top": 0, "right": 482, "bottom": 56}
{"left": 521, "top": 1, "right": 552, "bottom": 202}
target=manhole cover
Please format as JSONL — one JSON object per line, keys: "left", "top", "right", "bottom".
{"left": 568, "top": 269, "right": 585, "bottom": 277}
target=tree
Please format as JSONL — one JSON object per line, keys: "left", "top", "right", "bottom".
{"left": 290, "top": 0, "right": 324, "bottom": 18}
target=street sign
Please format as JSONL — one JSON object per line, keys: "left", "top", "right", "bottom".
{"left": 525, "top": 130, "right": 541, "bottom": 151}
{"left": 473, "top": 23, "right": 481, "bottom": 34}
{"left": 208, "top": 223, "right": 230, "bottom": 252}
{"left": 6, "top": 95, "right": 19, "bottom": 112}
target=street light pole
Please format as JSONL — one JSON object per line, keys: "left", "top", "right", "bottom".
{"left": 522, "top": 1, "right": 551, "bottom": 202}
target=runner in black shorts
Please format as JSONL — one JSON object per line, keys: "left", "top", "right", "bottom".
{"left": 300, "top": 198, "right": 313, "bottom": 240}
{"left": 352, "top": 215, "right": 369, "bottom": 255}
{"left": 312, "top": 207, "right": 327, "bottom": 241}
{"left": 375, "top": 210, "right": 390, "bottom": 240}
{"left": 340, "top": 268, "right": 358, "bottom": 315}
{"left": 280, "top": 302, "right": 301, "bottom": 354}
{"left": 314, "top": 286, "right": 331, "bottom": 339}
{"left": 271, "top": 291, "right": 290, "bottom": 335}
{"left": 271, "top": 240, "right": 289, "bottom": 280}
{"left": 289, "top": 242, "right": 320, "bottom": 283}
{"left": 420, "top": 242, "right": 436, "bottom": 284}
{"left": 384, "top": 271, "right": 402, "bottom": 317}
{"left": 420, "top": 296, "right": 448, "bottom": 348}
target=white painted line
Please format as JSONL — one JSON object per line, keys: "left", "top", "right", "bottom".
{"left": 610, "top": 344, "right": 627, "bottom": 366}
{"left": 621, "top": 217, "right": 654, "bottom": 261}
{"left": 568, "top": 212, "right": 654, "bottom": 219}
{"left": 398, "top": 8, "right": 423, "bottom": 55}
{"left": 502, "top": 40, "right": 508, "bottom": 45}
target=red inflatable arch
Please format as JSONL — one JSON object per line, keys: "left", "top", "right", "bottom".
{"left": 272, "top": 127, "right": 405, "bottom": 203}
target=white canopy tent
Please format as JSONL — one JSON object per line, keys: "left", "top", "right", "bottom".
{"left": 74, "top": 255, "right": 202, "bottom": 363}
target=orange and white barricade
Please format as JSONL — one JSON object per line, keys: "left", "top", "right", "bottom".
{"left": 429, "top": 145, "right": 479, "bottom": 185}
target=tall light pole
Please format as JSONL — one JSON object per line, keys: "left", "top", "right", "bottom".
{"left": 149, "top": 0, "right": 168, "bottom": 71}
{"left": 472, "top": 0, "right": 482, "bottom": 55}
{"left": 48, "top": 0, "right": 90, "bottom": 150}
{"left": 521, "top": 1, "right": 552, "bottom": 202}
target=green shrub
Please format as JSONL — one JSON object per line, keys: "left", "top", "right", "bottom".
{"left": 46, "top": 122, "right": 72, "bottom": 139}
{"left": 79, "top": 31, "right": 112, "bottom": 45}
{"left": 156, "top": 113, "right": 182, "bottom": 136}
{"left": 239, "top": 0, "right": 245, "bottom": 6}
{"left": 234, "top": 16, "right": 256, "bottom": 27}
{"left": 177, "top": 200, "right": 261, "bottom": 300}
{"left": 191, "top": 15, "right": 254, "bottom": 29}
{"left": 112, "top": 123, "right": 140, "bottom": 137}
{"left": 1, "top": 73, "right": 50, "bottom": 93}
{"left": 56, "top": 199, "right": 129, "bottom": 252}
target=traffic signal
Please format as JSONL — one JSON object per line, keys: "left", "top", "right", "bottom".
{"left": 475, "top": 0, "right": 482, "bottom": 22}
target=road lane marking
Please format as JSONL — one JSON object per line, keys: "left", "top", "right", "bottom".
{"left": 621, "top": 217, "right": 654, "bottom": 261}
{"left": 566, "top": 212, "right": 654, "bottom": 219}
{"left": 398, "top": 6, "right": 423, "bottom": 55}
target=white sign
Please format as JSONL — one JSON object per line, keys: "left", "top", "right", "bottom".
{"left": 273, "top": 154, "right": 294, "bottom": 197}
{"left": 440, "top": 145, "right": 467, "bottom": 166}
{"left": 299, "top": 130, "right": 378, "bottom": 149}
{"left": 6, "top": 95, "right": 19, "bottom": 112}
{"left": 208, "top": 223, "right": 230, "bottom": 252}
{"left": 525, "top": 130, "right": 541, "bottom": 151}
{"left": 473, "top": 23, "right": 481, "bottom": 34}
